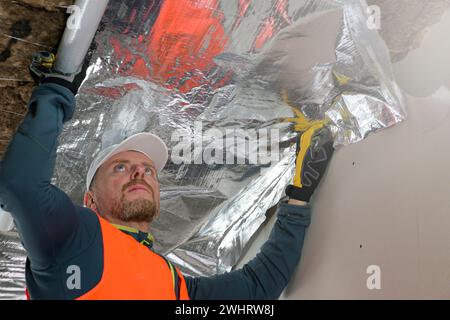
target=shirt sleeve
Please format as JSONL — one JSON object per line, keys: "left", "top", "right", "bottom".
{"left": 0, "top": 83, "right": 81, "bottom": 269}
{"left": 185, "top": 201, "right": 311, "bottom": 300}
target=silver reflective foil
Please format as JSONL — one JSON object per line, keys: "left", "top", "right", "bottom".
{"left": 1, "top": 0, "right": 406, "bottom": 298}
{"left": 0, "top": 231, "right": 26, "bottom": 300}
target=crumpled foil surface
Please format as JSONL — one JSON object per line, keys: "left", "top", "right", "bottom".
{"left": 1, "top": 0, "right": 406, "bottom": 299}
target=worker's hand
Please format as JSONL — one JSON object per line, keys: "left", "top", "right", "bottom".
{"left": 285, "top": 124, "right": 334, "bottom": 203}
{"left": 29, "top": 51, "right": 82, "bottom": 95}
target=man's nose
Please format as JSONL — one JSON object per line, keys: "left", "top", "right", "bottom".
{"left": 131, "top": 165, "right": 146, "bottom": 180}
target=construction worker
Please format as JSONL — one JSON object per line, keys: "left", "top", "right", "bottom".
{"left": 0, "top": 52, "right": 334, "bottom": 300}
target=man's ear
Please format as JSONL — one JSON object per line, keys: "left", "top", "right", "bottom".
{"left": 83, "top": 191, "right": 97, "bottom": 211}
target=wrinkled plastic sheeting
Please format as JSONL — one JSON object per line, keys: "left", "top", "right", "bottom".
{"left": 0, "top": 0, "right": 406, "bottom": 294}
{"left": 0, "top": 232, "right": 26, "bottom": 300}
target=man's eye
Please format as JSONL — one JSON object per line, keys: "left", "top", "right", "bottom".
{"left": 145, "top": 167, "right": 153, "bottom": 176}
{"left": 114, "top": 164, "right": 126, "bottom": 172}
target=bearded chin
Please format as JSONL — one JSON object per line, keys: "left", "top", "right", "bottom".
{"left": 112, "top": 198, "right": 157, "bottom": 223}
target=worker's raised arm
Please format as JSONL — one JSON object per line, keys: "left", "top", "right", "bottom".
{"left": 186, "top": 201, "right": 311, "bottom": 299}
{"left": 186, "top": 125, "right": 334, "bottom": 299}
{"left": 0, "top": 52, "right": 82, "bottom": 269}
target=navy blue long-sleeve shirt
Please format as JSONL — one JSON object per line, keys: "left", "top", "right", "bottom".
{"left": 0, "top": 83, "right": 311, "bottom": 300}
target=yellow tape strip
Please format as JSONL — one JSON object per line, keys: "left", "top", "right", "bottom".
{"left": 281, "top": 89, "right": 328, "bottom": 132}
{"left": 280, "top": 89, "right": 328, "bottom": 187}
{"left": 293, "top": 123, "right": 324, "bottom": 187}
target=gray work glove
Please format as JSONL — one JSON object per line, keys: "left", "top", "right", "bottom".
{"left": 29, "top": 51, "right": 84, "bottom": 95}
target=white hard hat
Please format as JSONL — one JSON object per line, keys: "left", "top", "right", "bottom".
{"left": 85, "top": 133, "right": 168, "bottom": 191}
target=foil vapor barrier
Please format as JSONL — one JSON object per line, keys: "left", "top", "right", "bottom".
{"left": 0, "top": 0, "right": 405, "bottom": 298}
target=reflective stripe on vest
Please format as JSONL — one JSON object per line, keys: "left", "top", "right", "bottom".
{"left": 162, "top": 257, "right": 180, "bottom": 300}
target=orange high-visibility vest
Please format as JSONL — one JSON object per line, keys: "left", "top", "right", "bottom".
{"left": 77, "top": 215, "right": 190, "bottom": 300}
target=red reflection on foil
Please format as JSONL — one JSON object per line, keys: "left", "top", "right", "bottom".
{"left": 110, "top": 0, "right": 231, "bottom": 94}
{"left": 105, "top": 0, "right": 292, "bottom": 97}
{"left": 232, "top": 0, "right": 252, "bottom": 30}
{"left": 254, "top": 0, "right": 291, "bottom": 51}
{"left": 254, "top": 16, "right": 276, "bottom": 51}
{"left": 88, "top": 83, "right": 141, "bottom": 99}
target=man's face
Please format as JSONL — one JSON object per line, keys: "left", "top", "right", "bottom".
{"left": 84, "top": 150, "right": 161, "bottom": 224}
